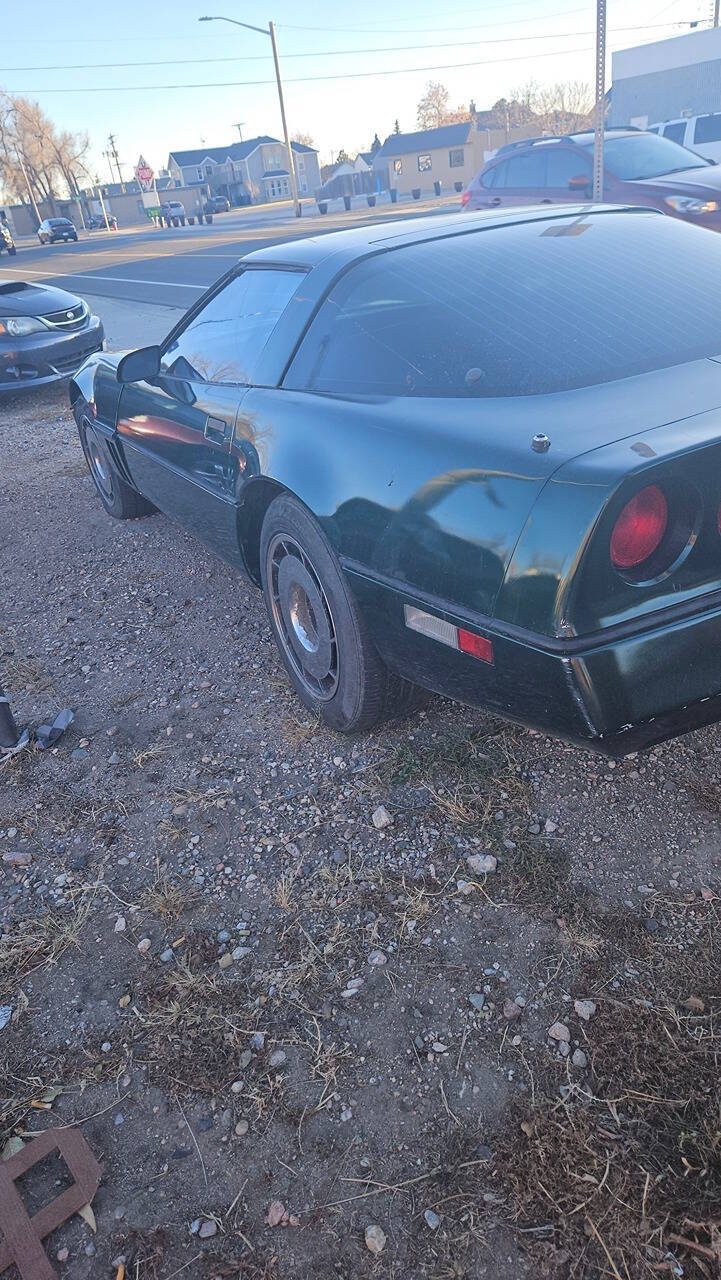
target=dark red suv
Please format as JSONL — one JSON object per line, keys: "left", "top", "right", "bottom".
{"left": 462, "top": 127, "right": 721, "bottom": 230}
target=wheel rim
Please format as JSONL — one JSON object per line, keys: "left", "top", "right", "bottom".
{"left": 267, "top": 533, "right": 339, "bottom": 701}
{"left": 83, "top": 422, "right": 114, "bottom": 501}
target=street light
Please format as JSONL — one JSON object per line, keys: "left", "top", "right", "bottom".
{"left": 199, "top": 15, "right": 301, "bottom": 217}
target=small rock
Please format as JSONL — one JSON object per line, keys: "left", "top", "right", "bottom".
{"left": 365, "top": 1224, "right": 387, "bottom": 1254}
{"left": 367, "top": 949, "right": 387, "bottom": 966}
{"left": 424, "top": 1209, "right": 441, "bottom": 1230}
{"left": 71, "top": 748, "right": 88, "bottom": 761}
{"left": 189, "top": 1219, "right": 201, "bottom": 1235}
{"left": 137, "top": 937, "right": 151, "bottom": 954}
{"left": 682, "top": 995, "right": 705, "bottom": 1012}
{"left": 372, "top": 805, "right": 393, "bottom": 830}
{"left": 84, "top": 1242, "right": 96, "bottom": 1257}
{"left": 269, "top": 1049, "right": 286, "bottom": 1068}
{"left": 239, "top": 1049, "right": 252, "bottom": 1069}
{"left": 160, "top": 948, "right": 174, "bottom": 963}
{"left": 235, "top": 1119, "right": 249, "bottom": 1136}
{"left": 544, "top": 819, "right": 558, "bottom": 834}
{"left": 645, "top": 918, "right": 660, "bottom": 933}
{"left": 503, "top": 1000, "right": 523, "bottom": 1021}
{"left": 232, "top": 946, "right": 252, "bottom": 960}
{"left": 2, "top": 851, "right": 32, "bottom": 867}
{"left": 267, "top": 1200, "right": 286, "bottom": 1228}
{"left": 432, "top": 1041, "right": 448, "bottom": 1053}
{"left": 198, "top": 1219, "right": 217, "bottom": 1239}
{"left": 218, "top": 953, "right": 233, "bottom": 970}
{"left": 0, "top": 1006, "right": 12, "bottom": 1032}
{"left": 250, "top": 1031, "right": 265, "bottom": 1050}
{"left": 218, "top": 929, "right": 230, "bottom": 943}
{"left": 548, "top": 1021, "right": 570, "bottom": 1043}
{"left": 114, "top": 916, "right": 126, "bottom": 933}
{"left": 340, "top": 1107, "right": 352, "bottom": 1122}
{"left": 573, "top": 999, "right": 596, "bottom": 1022}
{"left": 466, "top": 853, "right": 497, "bottom": 875}
{"left": 114, "top": 1207, "right": 126, "bottom": 1221}
{"left": 468, "top": 993, "right": 486, "bottom": 1011}
{"left": 56, "top": 1247, "right": 69, "bottom": 1262}
{"left": 572, "top": 1048, "right": 587, "bottom": 1069}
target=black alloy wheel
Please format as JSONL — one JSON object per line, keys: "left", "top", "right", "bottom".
{"left": 260, "top": 493, "right": 429, "bottom": 732}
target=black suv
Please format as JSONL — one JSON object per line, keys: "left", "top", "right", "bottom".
{"left": 205, "top": 195, "right": 231, "bottom": 213}
{"left": 38, "top": 218, "right": 78, "bottom": 245}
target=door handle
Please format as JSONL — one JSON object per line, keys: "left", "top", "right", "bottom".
{"left": 490, "top": 197, "right": 501, "bottom": 206}
{"left": 204, "top": 415, "right": 231, "bottom": 444}
{"left": 540, "top": 198, "right": 553, "bottom": 204}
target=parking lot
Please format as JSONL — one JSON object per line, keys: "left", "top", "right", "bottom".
{"left": 1, "top": 206, "right": 720, "bottom": 1280}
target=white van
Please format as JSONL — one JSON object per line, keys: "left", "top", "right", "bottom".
{"left": 647, "top": 113, "right": 721, "bottom": 164}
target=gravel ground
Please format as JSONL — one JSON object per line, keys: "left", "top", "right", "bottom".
{"left": 1, "top": 384, "right": 719, "bottom": 1280}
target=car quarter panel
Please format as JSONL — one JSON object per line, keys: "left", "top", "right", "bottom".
{"left": 234, "top": 387, "right": 559, "bottom": 618}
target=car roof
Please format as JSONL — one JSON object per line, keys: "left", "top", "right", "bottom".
{"left": 242, "top": 203, "right": 647, "bottom": 271}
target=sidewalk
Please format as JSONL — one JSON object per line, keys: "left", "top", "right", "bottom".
{"left": 10, "top": 189, "right": 462, "bottom": 247}
{"left": 84, "top": 293, "right": 184, "bottom": 352}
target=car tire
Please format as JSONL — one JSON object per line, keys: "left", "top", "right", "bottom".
{"left": 260, "top": 493, "right": 428, "bottom": 733}
{"left": 77, "top": 410, "right": 155, "bottom": 520}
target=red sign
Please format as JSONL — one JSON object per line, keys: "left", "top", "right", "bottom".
{"left": 135, "top": 155, "right": 154, "bottom": 190}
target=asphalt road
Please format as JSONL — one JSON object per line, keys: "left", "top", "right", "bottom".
{"left": 0, "top": 199, "right": 458, "bottom": 310}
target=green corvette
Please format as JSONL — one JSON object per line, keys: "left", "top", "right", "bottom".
{"left": 70, "top": 204, "right": 721, "bottom": 755}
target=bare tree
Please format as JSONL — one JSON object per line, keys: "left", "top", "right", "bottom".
{"left": 0, "top": 91, "right": 89, "bottom": 221}
{"left": 509, "top": 80, "right": 593, "bottom": 134}
{"left": 292, "top": 130, "right": 314, "bottom": 147}
{"left": 416, "top": 82, "right": 469, "bottom": 130}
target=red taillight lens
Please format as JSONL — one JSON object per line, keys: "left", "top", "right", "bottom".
{"left": 458, "top": 628, "right": 494, "bottom": 663}
{"left": 461, "top": 190, "right": 470, "bottom": 206}
{"left": 610, "top": 485, "right": 668, "bottom": 570}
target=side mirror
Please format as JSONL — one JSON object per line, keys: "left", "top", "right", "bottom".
{"left": 568, "top": 174, "right": 591, "bottom": 191}
{"left": 116, "top": 345, "right": 161, "bottom": 384}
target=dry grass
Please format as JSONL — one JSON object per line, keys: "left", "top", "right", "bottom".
{"left": 138, "top": 875, "right": 194, "bottom": 921}
{"left": 0, "top": 899, "right": 90, "bottom": 994}
{"left": 377, "top": 724, "right": 530, "bottom": 831}
{"left": 496, "top": 900, "right": 721, "bottom": 1279}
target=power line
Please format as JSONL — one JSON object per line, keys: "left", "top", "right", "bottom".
{"left": 0, "top": 2, "right": 586, "bottom": 42}
{"left": 0, "top": 21, "right": 699, "bottom": 74}
{"left": 5, "top": 44, "right": 619, "bottom": 93}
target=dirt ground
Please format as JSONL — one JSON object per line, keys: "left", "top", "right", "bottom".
{"left": 1, "top": 384, "right": 719, "bottom": 1280}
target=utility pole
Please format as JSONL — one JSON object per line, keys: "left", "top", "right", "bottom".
{"left": 233, "top": 122, "right": 246, "bottom": 141}
{"left": 107, "top": 134, "right": 125, "bottom": 191}
{"left": 199, "top": 16, "right": 301, "bottom": 217}
{"left": 715, "top": 0, "right": 720, "bottom": 27}
{"left": 592, "top": 0, "right": 607, "bottom": 202}
{"left": 16, "top": 151, "right": 42, "bottom": 225}
{"left": 268, "top": 22, "right": 300, "bottom": 217}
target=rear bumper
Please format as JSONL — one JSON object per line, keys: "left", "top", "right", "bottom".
{"left": 345, "top": 563, "right": 721, "bottom": 756}
{"left": 0, "top": 317, "right": 105, "bottom": 391}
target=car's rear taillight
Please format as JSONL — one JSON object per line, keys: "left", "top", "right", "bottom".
{"left": 610, "top": 485, "right": 668, "bottom": 570}
{"left": 461, "top": 190, "right": 470, "bottom": 207}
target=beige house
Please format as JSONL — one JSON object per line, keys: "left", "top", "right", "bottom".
{"left": 373, "top": 123, "right": 483, "bottom": 196}
{"left": 372, "top": 120, "right": 539, "bottom": 196}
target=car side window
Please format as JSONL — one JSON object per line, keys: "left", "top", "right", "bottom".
{"left": 502, "top": 151, "right": 545, "bottom": 187}
{"left": 662, "top": 122, "right": 687, "bottom": 145}
{"left": 694, "top": 113, "right": 721, "bottom": 143}
{"left": 481, "top": 164, "right": 500, "bottom": 189}
{"left": 160, "top": 268, "right": 304, "bottom": 385}
{"left": 545, "top": 148, "right": 591, "bottom": 186}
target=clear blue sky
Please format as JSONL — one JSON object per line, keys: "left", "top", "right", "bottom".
{"left": 2, "top": 0, "right": 705, "bottom": 179}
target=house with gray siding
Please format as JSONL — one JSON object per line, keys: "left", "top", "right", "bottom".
{"left": 167, "top": 137, "right": 320, "bottom": 205}
{"left": 610, "top": 27, "right": 721, "bottom": 127}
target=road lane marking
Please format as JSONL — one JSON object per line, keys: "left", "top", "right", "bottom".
{"left": 0, "top": 268, "right": 205, "bottom": 290}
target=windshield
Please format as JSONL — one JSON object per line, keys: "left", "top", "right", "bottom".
{"left": 576, "top": 132, "right": 708, "bottom": 179}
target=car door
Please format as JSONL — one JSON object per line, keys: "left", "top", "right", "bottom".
{"left": 543, "top": 145, "right": 594, "bottom": 202}
{"left": 481, "top": 150, "right": 546, "bottom": 208}
{"left": 116, "top": 266, "right": 306, "bottom": 567}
